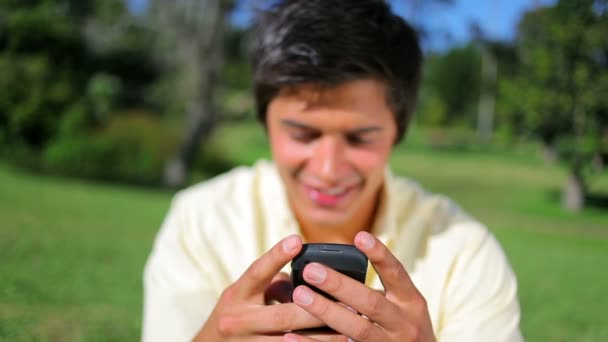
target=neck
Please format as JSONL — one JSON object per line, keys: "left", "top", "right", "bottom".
{"left": 296, "top": 190, "right": 382, "bottom": 245}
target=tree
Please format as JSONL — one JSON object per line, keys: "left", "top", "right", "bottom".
{"left": 420, "top": 44, "right": 482, "bottom": 127}
{"left": 146, "top": 0, "right": 236, "bottom": 188}
{"left": 146, "top": 0, "right": 457, "bottom": 187}
{"left": 498, "top": 0, "right": 608, "bottom": 211}
{"left": 0, "top": 0, "right": 155, "bottom": 155}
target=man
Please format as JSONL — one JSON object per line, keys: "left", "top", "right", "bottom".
{"left": 142, "top": 0, "right": 523, "bottom": 341}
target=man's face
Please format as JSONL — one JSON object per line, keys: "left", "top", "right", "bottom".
{"left": 267, "top": 79, "right": 397, "bottom": 230}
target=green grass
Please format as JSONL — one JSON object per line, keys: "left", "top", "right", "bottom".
{"left": 0, "top": 166, "right": 171, "bottom": 341}
{"left": 1, "top": 122, "right": 608, "bottom": 341}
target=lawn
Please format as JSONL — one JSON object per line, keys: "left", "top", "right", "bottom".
{"left": 1, "top": 122, "right": 607, "bottom": 341}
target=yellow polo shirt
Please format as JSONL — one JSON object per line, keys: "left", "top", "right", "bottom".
{"left": 142, "top": 160, "right": 522, "bottom": 341}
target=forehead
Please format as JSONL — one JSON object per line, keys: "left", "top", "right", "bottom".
{"left": 269, "top": 79, "right": 393, "bottom": 124}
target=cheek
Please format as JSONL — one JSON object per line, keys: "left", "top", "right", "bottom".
{"left": 349, "top": 145, "right": 392, "bottom": 177}
{"left": 270, "top": 132, "right": 307, "bottom": 170}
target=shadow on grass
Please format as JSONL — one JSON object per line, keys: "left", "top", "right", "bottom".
{"left": 0, "top": 146, "right": 241, "bottom": 192}
{"left": 586, "top": 193, "right": 608, "bottom": 210}
{"left": 546, "top": 189, "right": 608, "bottom": 210}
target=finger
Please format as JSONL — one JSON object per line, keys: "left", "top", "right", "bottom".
{"left": 266, "top": 272, "right": 294, "bottom": 304}
{"left": 248, "top": 336, "right": 286, "bottom": 342}
{"left": 272, "top": 272, "right": 291, "bottom": 283}
{"left": 284, "top": 333, "right": 321, "bottom": 342}
{"left": 292, "top": 285, "right": 384, "bottom": 341}
{"left": 238, "top": 235, "right": 303, "bottom": 298}
{"left": 221, "top": 303, "right": 326, "bottom": 335}
{"left": 354, "top": 231, "right": 418, "bottom": 300}
{"left": 301, "top": 263, "right": 399, "bottom": 326}
{"left": 284, "top": 332, "right": 348, "bottom": 342}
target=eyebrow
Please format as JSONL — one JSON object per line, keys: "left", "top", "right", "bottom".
{"left": 280, "top": 119, "right": 383, "bottom": 135}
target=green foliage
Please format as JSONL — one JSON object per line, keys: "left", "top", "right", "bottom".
{"left": 498, "top": 0, "right": 608, "bottom": 178}
{"left": 86, "top": 73, "right": 124, "bottom": 124}
{"left": 44, "top": 114, "right": 179, "bottom": 185}
{"left": 0, "top": 53, "right": 81, "bottom": 149}
{"left": 419, "top": 44, "right": 481, "bottom": 126}
{"left": 0, "top": 0, "right": 159, "bottom": 175}
{"left": 417, "top": 94, "right": 448, "bottom": 127}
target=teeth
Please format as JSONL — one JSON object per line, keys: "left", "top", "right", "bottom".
{"left": 322, "top": 187, "right": 346, "bottom": 195}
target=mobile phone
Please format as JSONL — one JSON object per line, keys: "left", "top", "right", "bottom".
{"left": 291, "top": 243, "right": 368, "bottom": 301}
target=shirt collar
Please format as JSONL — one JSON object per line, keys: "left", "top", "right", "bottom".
{"left": 258, "top": 160, "right": 300, "bottom": 238}
{"left": 262, "top": 161, "right": 399, "bottom": 244}
{"left": 369, "top": 167, "right": 399, "bottom": 249}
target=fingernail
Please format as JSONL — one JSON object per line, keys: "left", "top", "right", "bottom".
{"left": 344, "top": 305, "right": 357, "bottom": 313}
{"left": 284, "top": 335, "right": 298, "bottom": 342}
{"left": 305, "top": 264, "right": 326, "bottom": 283}
{"left": 358, "top": 231, "right": 375, "bottom": 249}
{"left": 282, "top": 235, "right": 299, "bottom": 252}
{"left": 294, "top": 287, "right": 314, "bottom": 306}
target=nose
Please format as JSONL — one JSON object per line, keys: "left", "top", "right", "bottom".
{"left": 310, "top": 136, "right": 345, "bottom": 184}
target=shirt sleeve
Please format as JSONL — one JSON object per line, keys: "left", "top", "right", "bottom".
{"left": 437, "top": 226, "right": 523, "bottom": 342}
{"left": 141, "top": 194, "right": 219, "bottom": 342}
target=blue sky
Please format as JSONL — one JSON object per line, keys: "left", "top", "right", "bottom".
{"left": 127, "top": 0, "right": 557, "bottom": 50}
{"left": 396, "top": 0, "right": 558, "bottom": 49}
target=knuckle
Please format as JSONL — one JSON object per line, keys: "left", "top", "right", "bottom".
{"left": 217, "top": 314, "right": 239, "bottom": 337}
{"left": 271, "top": 308, "right": 290, "bottom": 330}
{"left": 385, "top": 264, "right": 404, "bottom": 280}
{"left": 412, "top": 293, "right": 428, "bottom": 313}
{"left": 220, "top": 284, "right": 237, "bottom": 302}
{"left": 314, "top": 299, "right": 331, "bottom": 318}
{"left": 352, "top": 323, "right": 373, "bottom": 341}
{"left": 326, "top": 274, "right": 345, "bottom": 294}
{"left": 366, "top": 291, "right": 383, "bottom": 317}
{"left": 247, "top": 259, "right": 264, "bottom": 282}
{"left": 407, "top": 326, "right": 422, "bottom": 341}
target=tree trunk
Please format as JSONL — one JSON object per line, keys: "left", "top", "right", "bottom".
{"left": 162, "top": 0, "right": 235, "bottom": 188}
{"left": 562, "top": 171, "right": 585, "bottom": 212}
{"left": 164, "top": 101, "right": 217, "bottom": 188}
{"left": 541, "top": 143, "right": 558, "bottom": 164}
{"left": 592, "top": 153, "right": 604, "bottom": 172}
{"left": 477, "top": 47, "right": 497, "bottom": 144}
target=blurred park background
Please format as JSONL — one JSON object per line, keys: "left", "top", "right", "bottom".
{"left": 1, "top": 0, "right": 607, "bottom": 341}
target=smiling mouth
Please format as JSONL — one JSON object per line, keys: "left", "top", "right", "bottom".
{"left": 319, "top": 187, "right": 348, "bottom": 196}
{"left": 303, "top": 183, "right": 360, "bottom": 207}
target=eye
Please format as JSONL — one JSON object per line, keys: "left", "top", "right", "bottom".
{"left": 290, "top": 130, "right": 320, "bottom": 143}
{"left": 345, "top": 133, "right": 370, "bottom": 146}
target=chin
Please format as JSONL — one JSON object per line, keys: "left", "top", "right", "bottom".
{"left": 301, "top": 206, "right": 352, "bottom": 229}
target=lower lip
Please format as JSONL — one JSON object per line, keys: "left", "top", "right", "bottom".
{"left": 303, "top": 184, "right": 357, "bottom": 207}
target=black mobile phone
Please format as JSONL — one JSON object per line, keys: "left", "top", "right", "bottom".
{"left": 291, "top": 243, "right": 368, "bottom": 301}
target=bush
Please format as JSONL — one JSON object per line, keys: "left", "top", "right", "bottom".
{"left": 44, "top": 113, "right": 179, "bottom": 185}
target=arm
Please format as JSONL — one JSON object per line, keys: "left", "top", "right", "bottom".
{"left": 142, "top": 196, "right": 331, "bottom": 341}
{"left": 142, "top": 196, "right": 219, "bottom": 342}
{"left": 436, "top": 228, "right": 523, "bottom": 342}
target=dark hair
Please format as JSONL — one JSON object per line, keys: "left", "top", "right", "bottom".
{"left": 249, "top": 0, "right": 422, "bottom": 143}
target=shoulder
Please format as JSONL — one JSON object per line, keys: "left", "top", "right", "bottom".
{"left": 386, "top": 172, "right": 500, "bottom": 267}
{"left": 388, "top": 174, "right": 512, "bottom": 282}
{"left": 386, "top": 174, "right": 520, "bottom": 338}
{"left": 152, "top": 160, "right": 280, "bottom": 281}
{"left": 387, "top": 173, "right": 473, "bottom": 234}
{"left": 171, "top": 160, "right": 275, "bottom": 212}
{"left": 160, "top": 159, "right": 278, "bottom": 249}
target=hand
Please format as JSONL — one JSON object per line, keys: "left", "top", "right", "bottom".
{"left": 286, "top": 231, "right": 436, "bottom": 342}
{"left": 193, "top": 235, "right": 333, "bottom": 341}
